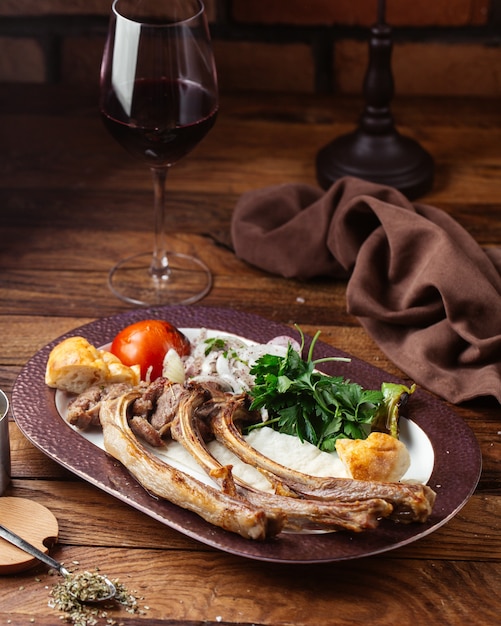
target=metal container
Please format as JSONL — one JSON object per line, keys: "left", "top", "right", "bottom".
{"left": 0, "top": 390, "right": 10, "bottom": 495}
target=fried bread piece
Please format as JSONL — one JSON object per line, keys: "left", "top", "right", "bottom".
{"left": 45, "top": 336, "right": 140, "bottom": 394}
{"left": 335, "top": 432, "right": 410, "bottom": 482}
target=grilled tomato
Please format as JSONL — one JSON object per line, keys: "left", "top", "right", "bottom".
{"left": 110, "top": 319, "right": 190, "bottom": 381}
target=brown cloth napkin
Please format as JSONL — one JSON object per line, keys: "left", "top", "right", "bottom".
{"left": 231, "top": 177, "right": 501, "bottom": 404}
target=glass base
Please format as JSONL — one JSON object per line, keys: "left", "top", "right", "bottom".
{"left": 108, "top": 251, "right": 212, "bottom": 306}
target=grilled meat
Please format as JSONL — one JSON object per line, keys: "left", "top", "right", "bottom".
{"left": 99, "top": 391, "right": 284, "bottom": 540}
{"left": 67, "top": 375, "right": 435, "bottom": 538}
{"left": 66, "top": 382, "right": 135, "bottom": 430}
{"left": 171, "top": 388, "right": 394, "bottom": 532}
{"left": 210, "top": 395, "right": 436, "bottom": 523}
{"left": 129, "top": 415, "right": 164, "bottom": 448}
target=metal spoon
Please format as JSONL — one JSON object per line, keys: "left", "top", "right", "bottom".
{"left": 0, "top": 522, "right": 116, "bottom": 602}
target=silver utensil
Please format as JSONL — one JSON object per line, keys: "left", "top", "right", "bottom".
{"left": 0, "top": 522, "right": 116, "bottom": 602}
{"left": 0, "top": 390, "right": 10, "bottom": 496}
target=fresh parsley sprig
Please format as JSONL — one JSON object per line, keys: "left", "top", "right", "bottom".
{"left": 247, "top": 328, "right": 413, "bottom": 452}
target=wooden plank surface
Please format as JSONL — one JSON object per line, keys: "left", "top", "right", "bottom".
{"left": 0, "top": 84, "right": 500, "bottom": 625}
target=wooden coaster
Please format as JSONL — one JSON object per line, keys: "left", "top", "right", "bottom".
{"left": 0, "top": 497, "right": 59, "bottom": 574}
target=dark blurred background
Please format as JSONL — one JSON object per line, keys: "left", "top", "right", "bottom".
{"left": 0, "top": 0, "right": 500, "bottom": 97}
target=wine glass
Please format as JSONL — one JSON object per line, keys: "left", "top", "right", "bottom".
{"left": 100, "top": 0, "right": 218, "bottom": 306}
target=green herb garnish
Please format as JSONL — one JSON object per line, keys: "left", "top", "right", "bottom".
{"left": 204, "top": 336, "right": 244, "bottom": 364}
{"left": 247, "top": 328, "right": 414, "bottom": 452}
{"left": 204, "top": 337, "right": 228, "bottom": 356}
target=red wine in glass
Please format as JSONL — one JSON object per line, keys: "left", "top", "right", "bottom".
{"left": 101, "top": 77, "right": 217, "bottom": 167}
{"left": 100, "top": 0, "right": 218, "bottom": 306}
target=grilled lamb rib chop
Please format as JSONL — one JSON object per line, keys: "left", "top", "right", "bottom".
{"left": 170, "top": 388, "right": 393, "bottom": 532}
{"left": 210, "top": 395, "right": 436, "bottom": 523}
{"left": 99, "top": 391, "right": 284, "bottom": 540}
{"left": 69, "top": 377, "right": 435, "bottom": 537}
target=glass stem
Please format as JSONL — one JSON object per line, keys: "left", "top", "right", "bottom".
{"left": 150, "top": 166, "right": 170, "bottom": 278}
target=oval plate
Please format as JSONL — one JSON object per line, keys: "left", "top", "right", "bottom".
{"left": 11, "top": 305, "right": 482, "bottom": 563}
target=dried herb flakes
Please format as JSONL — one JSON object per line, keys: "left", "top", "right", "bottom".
{"left": 48, "top": 568, "right": 147, "bottom": 626}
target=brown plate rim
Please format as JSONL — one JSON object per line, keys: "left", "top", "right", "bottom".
{"left": 11, "top": 305, "right": 482, "bottom": 563}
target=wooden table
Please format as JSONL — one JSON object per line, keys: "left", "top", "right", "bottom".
{"left": 0, "top": 84, "right": 500, "bottom": 625}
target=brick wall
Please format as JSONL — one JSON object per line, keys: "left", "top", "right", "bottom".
{"left": 1, "top": 0, "right": 501, "bottom": 97}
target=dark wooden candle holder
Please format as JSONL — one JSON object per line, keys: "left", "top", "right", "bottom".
{"left": 316, "top": 1, "right": 434, "bottom": 199}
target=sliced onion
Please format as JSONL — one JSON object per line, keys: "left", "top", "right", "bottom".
{"left": 162, "top": 349, "right": 186, "bottom": 384}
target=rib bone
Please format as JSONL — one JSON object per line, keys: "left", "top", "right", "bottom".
{"left": 210, "top": 396, "right": 436, "bottom": 523}
{"left": 99, "top": 391, "right": 284, "bottom": 540}
{"left": 170, "top": 389, "right": 394, "bottom": 533}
